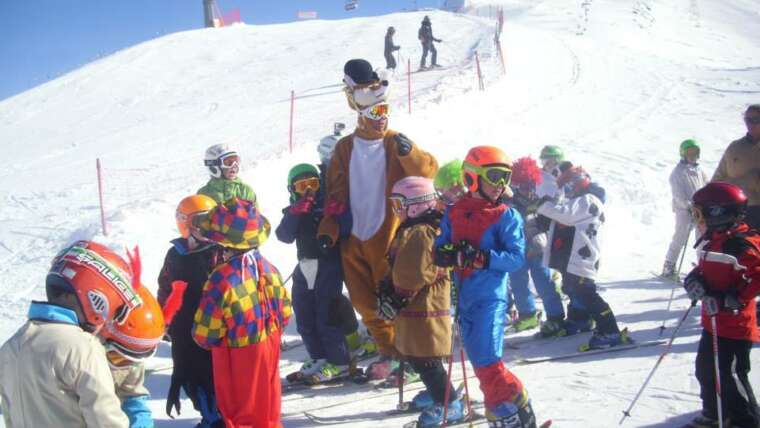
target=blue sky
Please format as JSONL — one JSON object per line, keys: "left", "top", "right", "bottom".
{"left": 1, "top": 0, "right": 444, "bottom": 101}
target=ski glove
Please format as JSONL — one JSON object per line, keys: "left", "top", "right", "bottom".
{"left": 457, "top": 242, "right": 489, "bottom": 270}
{"left": 683, "top": 270, "right": 707, "bottom": 302}
{"left": 376, "top": 278, "right": 408, "bottom": 321}
{"left": 434, "top": 243, "right": 458, "bottom": 267}
{"left": 395, "top": 133, "right": 413, "bottom": 156}
{"left": 289, "top": 194, "right": 316, "bottom": 215}
{"left": 324, "top": 199, "right": 347, "bottom": 216}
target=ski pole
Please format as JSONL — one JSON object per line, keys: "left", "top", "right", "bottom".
{"left": 710, "top": 315, "right": 724, "bottom": 428}
{"left": 398, "top": 358, "right": 408, "bottom": 411}
{"left": 658, "top": 225, "right": 692, "bottom": 337}
{"left": 619, "top": 301, "right": 696, "bottom": 425}
{"left": 458, "top": 335, "right": 474, "bottom": 425}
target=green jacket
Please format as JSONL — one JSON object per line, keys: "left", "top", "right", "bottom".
{"left": 197, "top": 177, "right": 258, "bottom": 206}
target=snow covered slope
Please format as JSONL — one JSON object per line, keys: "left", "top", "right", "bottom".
{"left": 1, "top": 1, "right": 760, "bottom": 427}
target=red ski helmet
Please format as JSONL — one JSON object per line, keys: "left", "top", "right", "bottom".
{"left": 462, "top": 146, "right": 512, "bottom": 193}
{"left": 691, "top": 182, "right": 748, "bottom": 228}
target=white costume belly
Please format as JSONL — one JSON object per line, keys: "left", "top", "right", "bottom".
{"left": 349, "top": 135, "right": 387, "bottom": 241}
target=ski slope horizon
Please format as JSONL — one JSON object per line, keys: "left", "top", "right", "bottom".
{"left": 1, "top": 0, "right": 759, "bottom": 427}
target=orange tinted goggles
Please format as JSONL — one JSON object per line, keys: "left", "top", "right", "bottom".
{"left": 292, "top": 177, "right": 320, "bottom": 194}
{"left": 360, "top": 103, "right": 389, "bottom": 120}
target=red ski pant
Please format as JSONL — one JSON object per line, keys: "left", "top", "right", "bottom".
{"left": 474, "top": 360, "right": 524, "bottom": 409}
{"left": 211, "top": 332, "right": 282, "bottom": 428}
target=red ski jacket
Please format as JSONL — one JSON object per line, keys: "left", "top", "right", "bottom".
{"left": 693, "top": 223, "right": 760, "bottom": 342}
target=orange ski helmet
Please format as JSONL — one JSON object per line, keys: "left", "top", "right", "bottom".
{"left": 176, "top": 194, "right": 217, "bottom": 239}
{"left": 462, "top": 146, "right": 512, "bottom": 193}
{"left": 101, "top": 285, "right": 165, "bottom": 366}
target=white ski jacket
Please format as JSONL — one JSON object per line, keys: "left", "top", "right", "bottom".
{"left": 538, "top": 192, "right": 604, "bottom": 279}
{"left": 0, "top": 303, "right": 128, "bottom": 428}
{"left": 669, "top": 161, "right": 708, "bottom": 211}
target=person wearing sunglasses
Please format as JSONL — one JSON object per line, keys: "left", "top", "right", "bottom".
{"left": 198, "top": 143, "right": 258, "bottom": 208}
{"left": 317, "top": 59, "right": 438, "bottom": 380}
{"left": 712, "top": 104, "right": 760, "bottom": 230}
{"left": 276, "top": 164, "right": 353, "bottom": 385}
{"left": 434, "top": 146, "right": 540, "bottom": 428}
{"left": 100, "top": 283, "right": 165, "bottom": 428}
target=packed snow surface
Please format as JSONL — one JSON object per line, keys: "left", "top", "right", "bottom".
{"left": 1, "top": 0, "right": 759, "bottom": 426}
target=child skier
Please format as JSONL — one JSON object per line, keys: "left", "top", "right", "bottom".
{"left": 378, "top": 176, "right": 462, "bottom": 427}
{"left": 198, "top": 144, "right": 258, "bottom": 205}
{"left": 662, "top": 139, "right": 709, "bottom": 279}
{"left": 192, "top": 198, "right": 292, "bottom": 428}
{"left": 508, "top": 157, "right": 566, "bottom": 335}
{"left": 0, "top": 240, "right": 142, "bottom": 428}
{"left": 682, "top": 182, "right": 760, "bottom": 428}
{"left": 434, "top": 146, "right": 538, "bottom": 428}
{"left": 536, "top": 145, "right": 564, "bottom": 199}
{"left": 158, "top": 194, "right": 224, "bottom": 427}
{"left": 101, "top": 282, "right": 166, "bottom": 428}
{"left": 434, "top": 159, "right": 467, "bottom": 208}
{"left": 537, "top": 166, "right": 627, "bottom": 348}
{"left": 276, "top": 163, "right": 352, "bottom": 383}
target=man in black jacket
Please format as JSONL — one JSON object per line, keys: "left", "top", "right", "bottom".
{"left": 418, "top": 16, "right": 442, "bottom": 69}
{"left": 384, "top": 26, "right": 400, "bottom": 70}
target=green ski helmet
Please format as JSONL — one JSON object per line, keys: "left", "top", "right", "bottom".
{"left": 287, "top": 163, "right": 319, "bottom": 202}
{"left": 434, "top": 159, "right": 464, "bottom": 191}
{"left": 679, "top": 139, "right": 700, "bottom": 159}
{"left": 539, "top": 145, "right": 564, "bottom": 162}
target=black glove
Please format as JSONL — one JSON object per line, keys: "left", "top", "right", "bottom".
{"left": 457, "top": 242, "right": 489, "bottom": 269}
{"left": 317, "top": 235, "right": 333, "bottom": 254}
{"left": 394, "top": 133, "right": 412, "bottom": 156}
{"left": 166, "top": 374, "right": 182, "bottom": 418}
{"left": 683, "top": 270, "right": 707, "bottom": 302}
{"left": 376, "top": 278, "right": 408, "bottom": 321}
{"left": 434, "top": 243, "right": 458, "bottom": 267}
{"left": 722, "top": 289, "right": 744, "bottom": 312}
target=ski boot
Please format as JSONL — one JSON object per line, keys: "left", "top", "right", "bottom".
{"left": 564, "top": 318, "right": 594, "bottom": 336}
{"left": 417, "top": 398, "right": 465, "bottom": 427}
{"left": 351, "top": 334, "right": 378, "bottom": 359}
{"left": 365, "top": 356, "right": 399, "bottom": 380}
{"left": 539, "top": 319, "right": 567, "bottom": 338}
{"left": 680, "top": 414, "right": 729, "bottom": 428}
{"left": 584, "top": 328, "right": 632, "bottom": 351}
{"left": 305, "top": 362, "right": 348, "bottom": 385}
{"left": 381, "top": 363, "right": 420, "bottom": 388}
{"left": 411, "top": 390, "right": 434, "bottom": 410}
{"left": 661, "top": 260, "right": 678, "bottom": 281}
{"left": 513, "top": 312, "right": 540, "bottom": 332}
{"left": 485, "top": 390, "right": 537, "bottom": 428}
{"left": 286, "top": 358, "right": 326, "bottom": 383}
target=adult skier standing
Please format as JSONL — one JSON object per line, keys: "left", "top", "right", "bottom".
{"left": 384, "top": 26, "right": 400, "bottom": 70}
{"left": 418, "top": 16, "right": 442, "bottom": 70}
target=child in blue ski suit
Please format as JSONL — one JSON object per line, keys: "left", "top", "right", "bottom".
{"left": 276, "top": 163, "right": 352, "bottom": 382}
{"left": 507, "top": 157, "right": 566, "bottom": 335}
{"left": 434, "top": 146, "right": 538, "bottom": 428}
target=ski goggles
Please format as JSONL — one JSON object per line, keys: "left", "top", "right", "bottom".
{"left": 389, "top": 192, "right": 437, "bottom": 213}
{"left": 359, "top": 102, "right": 390, "bottom": 121}
{"left": 463, "top": 163, "right": 512, "bottom": 187}
{"left": 436, "top": 185, "right": 467, "bottom": 206}
{"left": 292, "top": 176, "right": 320, "bottom": 194}
{"left": 105, "top": 340, "right": 157, "bottom": 368}
{"left": 220, "top": 153, "right": 239, "bottom": 169}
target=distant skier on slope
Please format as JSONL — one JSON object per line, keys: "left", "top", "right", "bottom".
{"left": 384, "top": 26, "right": 400, "bottom": 70}
{"left": 662, "top": 139, "right": 708, "bottom": 279}
{"left": 157, "top": 194, "right": 224, "bottom": 427}
{"left": 537, "top": 166, "right": 629, "bottom": 349}
{"left": 434, "top": 146, "right": 539, "bottom": 428}
{"left": 418, "top": 16, "right": 442, "bottom": 70}
{"left": 378, "top": 176, "right": 464, "bottom": 427}
{"left": 681, "top": 182, "right": 760, "bottom": 428}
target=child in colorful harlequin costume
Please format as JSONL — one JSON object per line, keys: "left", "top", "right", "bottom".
{"left": 318, "top": 58, "right": 438, "bottom": 379}
{"left": 682, "top": 182, "right": 760, "bottom": 428}
{"left": 276, "top": 163, "right": 352, "bottom": 383}
{"left": 158, "top": 195, "right": 224, "bottom": 427}
{"left": 434, "top": 146, "right": 538, "bottom": 428}
{"left": 377, "top": 176, "right": 463, "bottom": 427}
{"left": 508, "top": 157, "right": 566, "bottom": 335}
{"left": 192, "top": 198, "right": 292, "bottom": 428}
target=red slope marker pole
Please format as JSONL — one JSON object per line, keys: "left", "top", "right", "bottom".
{"left": 289, "top": 90, "right": 295, "bottom": 153}
{"left": 96, "top": 158, "right": 108, "bottom": 236}
{"left": 475, "top": 51, "right": 484, "bottom": 91}
{"left": 407, "top": 58, "right": 412, "bottom": 115}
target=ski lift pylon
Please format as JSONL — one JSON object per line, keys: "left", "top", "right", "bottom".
{"left": 345, "top": 0, "right": 358, "bottom": 11}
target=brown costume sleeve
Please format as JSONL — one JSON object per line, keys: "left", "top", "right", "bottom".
{"left": 317, "top": 135, "right": 353, "bottom": 244}
{"left": 392, "top": 226, "right": 438, "bottom": 299}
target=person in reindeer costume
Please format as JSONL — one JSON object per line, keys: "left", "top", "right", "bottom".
{"left": 317, "top": 58, "right": 438, "bottom": 379}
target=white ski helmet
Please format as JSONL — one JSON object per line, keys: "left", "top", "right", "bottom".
{"left": 204, "top": 144, "right": 239, "bottom": 178}
{"left": 317, "top": 123, "right": 345, "bottom": 165}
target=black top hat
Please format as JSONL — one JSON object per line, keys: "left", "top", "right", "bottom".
{"left": 344, "top": 59, "right": 378, "bottom": 85}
